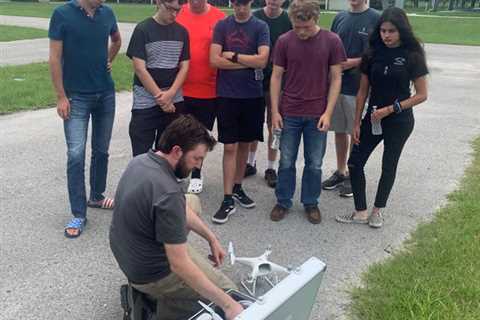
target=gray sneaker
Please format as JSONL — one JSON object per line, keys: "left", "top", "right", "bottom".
{"left": 335, "top": 212, "right": 368, "bottom": 224}
{"left": 339, "top": 178, "right": 353, "bottom": 197}
{"left": 368, "top": 212, "right": 383, "bottom": 228}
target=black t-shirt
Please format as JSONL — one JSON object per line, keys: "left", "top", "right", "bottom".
{"left": 127, "top": 18, "right": 190, "bottom": 109}
{"left": 253, "top": 9, "right": 292, "bottom": 89}
{"left": 109, "top": 150, "right": 187, "bottom": 284}
{"left": 361, "top": 46, "right": 428, "bottom": 122}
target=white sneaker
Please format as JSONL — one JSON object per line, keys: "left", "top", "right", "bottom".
{"left": 188, "top": 177, "right": 203, "bottom": 194}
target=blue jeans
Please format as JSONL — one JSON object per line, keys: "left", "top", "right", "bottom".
{"left": 275, "top": 116, "right": 327, "bottom": 209}
{"left": 64, "top": 90, "right": 115, "bottom": 218}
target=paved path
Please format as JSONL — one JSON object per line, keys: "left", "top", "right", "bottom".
{"left": 1, "top": 16, "right": 480, "bottom": 320}
{"left": 0, "top": 15, "right": 134, "bottom": 66}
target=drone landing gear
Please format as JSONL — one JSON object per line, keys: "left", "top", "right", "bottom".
{"left": 240, "top": 273, "right": 280, "bottom": 296}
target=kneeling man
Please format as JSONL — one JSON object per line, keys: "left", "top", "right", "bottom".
{"left": 110, "top": 115, "right": 243, "bottom": 319}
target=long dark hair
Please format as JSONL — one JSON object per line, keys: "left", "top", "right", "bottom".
{"left": 362, "top": 7, "right": 427, "bottom": 71}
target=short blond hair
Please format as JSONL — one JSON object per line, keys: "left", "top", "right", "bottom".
{"left": 288, "top": 0, "right": 320, "bottom": 22}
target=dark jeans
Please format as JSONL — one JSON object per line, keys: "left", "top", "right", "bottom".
{"left": 64, "top": 90, "right": 116, "bottom": 219}
{"left": 275, "top": 116, "right": 327, "bottom": 209}
{"left": 129, "top": 103, "right": 185, "bottom": 157}
{"left": 348, "top": 116, "right": 414, "bottom": 211}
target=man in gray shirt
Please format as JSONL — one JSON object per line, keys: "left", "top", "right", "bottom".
{"left": 110, "top": 115, "right": 243, "bottom": 319}
{"left": 322, "top": 0, "right": 379, "bottom": 197}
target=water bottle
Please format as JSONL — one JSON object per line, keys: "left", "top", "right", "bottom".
{"left": 271, "top": 128, "right": 282, "bottom": 150}
{"left": 254, "top": 68, "right": 264, "bottom": 81}
{"left": 371, "top": 105, "right": 382, "bottom": 135}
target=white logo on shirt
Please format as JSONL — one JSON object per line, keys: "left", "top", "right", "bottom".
{"left": 394, "top": 57, "right": 406, "bottom": 66}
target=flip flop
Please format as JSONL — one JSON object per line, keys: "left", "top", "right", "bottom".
{"left": 188, "top": 178, "right": 203, "bottom": 194}
{"left": 87, "top": 197, "right": 115, "bottom": 210}
{"left": 64, "top": 217, "right": 87, "bottom": 238}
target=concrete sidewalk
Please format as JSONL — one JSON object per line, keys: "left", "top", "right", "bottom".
{"left": 0, "top": 15, "right": 134, "bottom": 66}
{"left": 0, "top": 19, "right": 479, "bottom": 320}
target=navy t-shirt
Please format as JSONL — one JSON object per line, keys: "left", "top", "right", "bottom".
{"left": 331, "top": 8, "right": 380, "bottom": 95}
{"left": 212, "top": 15, "right": 270, "bottom": 99}
{"left": 48, "top": 0, "right": 118, "bottom": 93}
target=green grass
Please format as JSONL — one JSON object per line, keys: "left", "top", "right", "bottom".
{"left": 0, "top": 54, "right": 133, "bottom": 114}
{"left": 1, "top": 2, "right": 479, "bottom": 44}
{"left": 0, "top": 24, "right": 47, "bottom": 41}
{"left": 350, "top": 138, "right": 480, "bottom": 320}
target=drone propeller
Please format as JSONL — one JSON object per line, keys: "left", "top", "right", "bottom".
{"left": 228, "top": 241, "right": 235, "bottom": 265}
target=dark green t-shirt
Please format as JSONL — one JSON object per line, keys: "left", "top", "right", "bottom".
{"left": 110, "top": 150, "right": 187, "bottom": 284}
{"left": 253, "top": 9, "right": 292, "bottom": 90}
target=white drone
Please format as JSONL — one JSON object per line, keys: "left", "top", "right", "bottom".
{"left": 228, "top": 242, "right": 290, "bottom": 296}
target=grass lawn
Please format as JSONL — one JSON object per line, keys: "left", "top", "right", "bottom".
{"left": 0, "top": 24, "right": 47, "bottom": 41}
{"left": 0, "top": 54, "right": 133, "bottom": 114}
{"left": 350, "top": 137, "right": 480, "bottom": 320}
{"left": 1, "top": 2, "right": 479, "bottom": 44}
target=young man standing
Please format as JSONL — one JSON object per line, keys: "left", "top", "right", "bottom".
{"left": 110, "top": 115, "right": 243, "bottom": 320}
{"left": 245, "top": 0, "right": 292, "bottom": 188}
{"left": 176, "top": 0, "right": 225, "bottom": 194}
{"left": 127, "top": 0, "right": 189, "bottom": 157}
{"left": 322, "top": 0, "right": 379, "bottom": 197}
{"left": 210, "top": 0, "right": 270, "bottom": 224}
{"left": 270, "top": 0, "right": 346, "bottom": 223}
{"left": 49, "top": 0, "right": 122, "bottom": 238}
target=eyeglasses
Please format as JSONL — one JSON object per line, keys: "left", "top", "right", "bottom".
{"left": 161, "top": 1, "right": 181, "bottom": 14}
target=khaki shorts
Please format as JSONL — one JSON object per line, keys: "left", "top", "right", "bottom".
{"left": 330, "top": 94, "right": 356, "bottom": 134}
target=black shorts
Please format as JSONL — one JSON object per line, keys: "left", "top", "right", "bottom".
{"left": 129, "top": 102, "right": 185, "bottom": 157}
{"left": 217, "top": 97, "right": 265, "bottom": 144}
{"left": 183, "top": 97, "right": 217, "bottom": 131}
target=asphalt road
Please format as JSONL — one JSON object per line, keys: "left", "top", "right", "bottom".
{"left": 1, "top": 15, "right": 480, "bottom": 320}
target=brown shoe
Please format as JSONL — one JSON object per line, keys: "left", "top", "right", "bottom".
{"left": 305, "top": 206, "right": 322, "bottom": 224}
{"left": 270, "top": 204, "right": 288, "bottom": 222}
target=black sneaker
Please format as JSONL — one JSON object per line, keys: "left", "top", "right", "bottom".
{"left": 339, "top": 177, "right": 353, "bottom": 197}
{"left": 264, "top": 169, "right": 277, "bottom": 188}
{"left": 212, "top": 200, "right": 236, "bottom": 224}
{"left": 244, "top": 163, "right": 257, "bottom": 177}
{"left": 232, "top": 188, "right": 256, "bottom": 208}
{"left": 322, "top": 171, "right": 346, "bottom": 190}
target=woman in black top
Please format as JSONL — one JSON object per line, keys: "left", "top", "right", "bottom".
{"left": 336, "top": 7, "right": 428, "bottom": 228}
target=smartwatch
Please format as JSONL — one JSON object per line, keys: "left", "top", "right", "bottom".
{"left": 231, "top": 52, "right": 239, "bottom": 63}
{"left": 393, "top": 99, "right": 403, "bottom": 114}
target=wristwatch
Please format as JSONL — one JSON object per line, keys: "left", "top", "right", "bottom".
{"left": 230, "top": 52, "right": 239, "bottom": 63}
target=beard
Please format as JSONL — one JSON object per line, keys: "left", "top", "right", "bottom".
{"left": 174, "top": 155, "right": 191, "bottom": 179}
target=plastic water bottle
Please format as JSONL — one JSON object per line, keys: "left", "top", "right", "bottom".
{"left": 271, "top": 128, "right": 282, "bottom": 150}
{"left": 371, "top": 106, "right": 382, "bottom": 135}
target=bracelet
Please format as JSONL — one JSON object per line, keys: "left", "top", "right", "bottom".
{"left": 393, "top": 99, "right": 402, "bottom": 114}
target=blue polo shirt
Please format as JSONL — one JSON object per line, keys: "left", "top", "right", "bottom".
{"left": 48, "top": 0, "right": 118, "bottom": 93}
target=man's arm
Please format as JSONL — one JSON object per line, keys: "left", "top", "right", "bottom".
{"left": 341, "top": 57, "right": 362, "bottom": 71}
{"left": 270, "top": 64, "right": 285, "bottom": 130}
{"left": 165, "top": 244, "right": 243, "bottom": 319}
{"left": 49, "top": 39, "right": 70, "bottom": 120}
{"left": 185, "top": 204, "right": 225, "bottom": 267}
{"left": 222, "top": 45, "right": 269, "bottom": 69}
{"left": 107, "top": 30, "right": 122, "bottom": 71}
{"left": 131, "top": 57, "right": 175, "bottom": 112}
{"left": 210, "top": 43, "right": 247, "bottom": 70}
{"left": 318, "top": 63, "right": 342, "bottom": 131}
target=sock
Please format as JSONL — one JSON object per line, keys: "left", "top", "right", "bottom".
{"left": 224, "top": 194, "right": 233, "bottom": 203}
{"left": 191, "top": 167, "right": 201, "bottom": 179}
{"left": 267, "top": 160, "right": 275, "bottom": 170}
{"left": 247, "top": 152, "right": 256, "bottom": 165}
{"left": 233, "top": 183, "right": 242, "bottom": 193}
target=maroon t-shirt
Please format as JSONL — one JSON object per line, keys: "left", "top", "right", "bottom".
{"left": 273, "top": 29, "right": 346, "bottom": 117}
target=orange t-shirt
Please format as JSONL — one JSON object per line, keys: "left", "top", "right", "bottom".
{"left": 176, "top": 4, "right": 225, "bottom": 99}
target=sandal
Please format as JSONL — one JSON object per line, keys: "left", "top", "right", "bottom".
{"left": 335, "top": 212, "right": 369, "bottom": 224}
{"left": 87, "top": 197, "right": 115, "bottom": 210}
{"left": 187, "top": 178, "right": 203, "bottom": 194}
{"left": 368, "top": 212, "right": 383, "bottom": 228}
{"left": 64, "top": 217, "right": 87, "bottom": 238}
